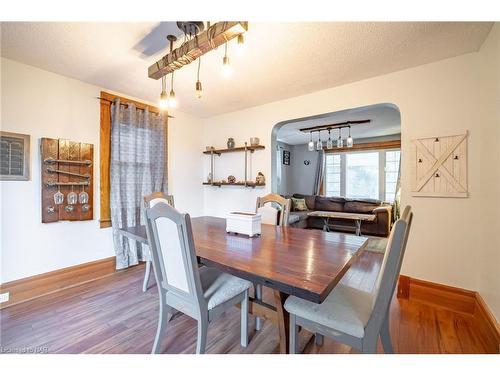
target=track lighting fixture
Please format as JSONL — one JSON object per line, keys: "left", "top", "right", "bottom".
{"left": 327, "top": 129, "right": 333, "bottom": 149}
{"left": 308, "top": 132, "right": 315, "bottom": 151}
{"left": 346, "top": 126, "right": 354, "bottom": 148}
{"left": 337, "top": 128, "right": 343, "bottom": 148}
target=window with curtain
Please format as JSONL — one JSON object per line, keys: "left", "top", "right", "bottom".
{"left": 110, "top": 99, "right": 168, "bottom": 269}
{"left": 324, "top": 149, "right": 400, "bottom": 202}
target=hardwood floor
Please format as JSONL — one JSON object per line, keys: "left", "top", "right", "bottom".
{"left": 0, "top": 248, "right": 491, "bottom": 354}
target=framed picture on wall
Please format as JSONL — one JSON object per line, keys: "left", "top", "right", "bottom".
{"left": 283, "top": 150, "right": 290, "bottom": 165}
{"left": 0, "top": 131, "right": 30, "bottom": 181}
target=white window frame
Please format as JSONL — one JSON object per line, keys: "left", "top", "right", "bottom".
{"left": 324, "top": 148, "right": 400, "bottom": 202}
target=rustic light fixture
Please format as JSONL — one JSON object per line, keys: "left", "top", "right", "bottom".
{"left": 148, "top": 22, "right": 248, "bottom": 79}
{"left": 159, "top": 75, "right": 168, "bottom": 110}
{"left": 316, "top": 130, "right": 323, "bottom": 151}
{"left": 336, "top": 129, "right": 344, "bottom": 148}
{"left": 308, "top": 132, "right": 315, "bottom": 151}
{"left": 222, "top": 41, "right": 232, "bottom": 77}
{"left": 236, "top": 33, "right": 245, "bottom": 56}
{"left": 195, "top": 57, "right": 203, "bottom": 99}
{"left": 327, "top": 129, "right": 333, "bottom": 149}
{"left": 346, "top": 126, "right": 354, "bottom": 148}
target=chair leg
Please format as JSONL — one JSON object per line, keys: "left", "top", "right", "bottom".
{"left": 289, "top": 314, "right": 299, "bottom": 354}
{"left": 196, "top": 319, "right": 208, "bottom": 354}
{"left": 315, "top": 333, "right": 324, "bottom": 346}
{"left": 142, "top": 261, "right": 151, "bottom": 292}
{"left": 240, "top": 290, "right": 249, "bottom": 347}
{"left": 380, "top": 316, "right": 394, "bottom": 354}
{"left": 361, "top": 337, "right": 378, "bottom": 354}
{"left": 254, "top": 283, "right": 263, "bottom": 331}
{"left": 151, "top": 303, "right": 171, "bottom": 354}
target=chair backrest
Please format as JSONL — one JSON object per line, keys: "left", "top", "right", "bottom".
{"left": 144, "top": 199, "right": 206, "bottom": 312}
{"left": 367, "top": 205, "right": 413, "bottom": 334}
{"left": 255, "top": 193, "right": 291, "bottom": 226}
{"left": 144, "top": 192, "right": 174, "bottom": 209}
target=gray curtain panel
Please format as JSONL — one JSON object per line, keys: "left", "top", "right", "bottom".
{"left": 313, "top": 150, "right": 325, "bottom": 195}
{"left": 110, "top": 99, "right": 167, "bottom": 269}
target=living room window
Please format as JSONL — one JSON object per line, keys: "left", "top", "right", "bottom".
{"left": 324, "top": 149, "right": 400, "bottom": 203}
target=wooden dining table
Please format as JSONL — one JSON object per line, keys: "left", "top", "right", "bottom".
{"left": 119, "top": 216, "right": 368, "bottom": 353}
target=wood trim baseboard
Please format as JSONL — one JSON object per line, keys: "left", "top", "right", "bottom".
{"left": 0, "top": 257, "right": 116, "bottom": 309}
{"left": 397, "top": 275, "right": 500, "bottom": 353}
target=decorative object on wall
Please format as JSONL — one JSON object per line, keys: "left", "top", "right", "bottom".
{"left": 304, "top": 160, "right": 310, "bottom": 165}
{"left": 227, "top": 137, "right": 235, "bottom": 149}
{"left": 149, "top": 22, "right": 248, "bottom": 109}
{"left": 250, "top": 137, "right": 260, "bottom": 146}
{"left": 282, "top": 150, "right": 290, "bottom": 165}
{"left": 255, "top": 172, "right": 265, "bottom": 185}
{"left": 40, "top": 137, "right": 94, "bottom": 223}
{"left": 0, "top": 131, "right": 30, "bottom": 181}
{"left": 411, "top": 132, "right": 468, "bottom": 198}
{"left": 203, "top": 142, "right": 265, "bottom": 188}
{"left": 227, "top": 175, "right": 236, "bottom": 184}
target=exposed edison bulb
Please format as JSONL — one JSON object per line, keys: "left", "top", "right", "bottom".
{"left": 159, "top": 91, "right": 169, "bottom": 111}
{"left": 222, "top": 56, "right": 232, "bottom": 78}
{"left": 235, "top": 33, "right": 245, "bottom": 56}
{"left": 308, "top": 140, "right": 315, "bottom": 151}
{"left": 168, "top": 90, "right": 178, "bottom": 108}
{"left": 195, "top": 81, "right": 203, "bottom": 99}
{"left": 346, "top": 135, "right": 354, "bottom": 148}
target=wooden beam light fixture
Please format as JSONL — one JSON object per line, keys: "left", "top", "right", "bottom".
{"left": 148, "top": 21, "right": 248, "bottom": 80}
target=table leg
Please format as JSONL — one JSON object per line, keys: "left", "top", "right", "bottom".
{"left": 355, "top": 219, "right": 362, "bottom": 236}
{"left": 322, "top": 218, "right": 330, "bottom": 232}
{"left": 274, "top": 290, "right": 290, "bottom": 354}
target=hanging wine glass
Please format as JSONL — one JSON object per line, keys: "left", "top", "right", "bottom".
{"left": 67, "top": 185, "right": 78, "bottom": 205}
{"left": 79, "top": 185, "right": 89, "bottom": 204}
{"left": 54, "top": 186, "right": 64, "bottom": 205}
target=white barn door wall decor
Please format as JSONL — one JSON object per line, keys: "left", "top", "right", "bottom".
{"left": 411, "top": 132, "right": 468, "bottom": 198}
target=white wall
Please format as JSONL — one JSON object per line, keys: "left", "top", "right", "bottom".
{"left": 288, "top": 144, "right": 319, "bottom": 195}
{"left": 0, "top": 58, "right": 202, "bottom": 283}
{"left": 202, "top": 26, "right": 500, "bottom": 319}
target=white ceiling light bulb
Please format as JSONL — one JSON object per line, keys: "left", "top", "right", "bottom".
{"left": 308, "top": 132, "right": 315, "bottom": 151}
{"left": 346, "top": 126, "right": 354, "bottom": 148}
{"left": 316, "top": 131, "right": 323, "bottom": 151}
{"left": 222, "top": 42, "right": 233, "bottom": 78}
{"left": 236, "top": 33, "right": 245, "bottom": 56}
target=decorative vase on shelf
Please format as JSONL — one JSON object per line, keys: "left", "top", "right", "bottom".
{"left": 227, "top": 138, "right": 235, "bottom": 149}
{"left": 255, "top": 172, "right": 265, "bottom": 185}
{"left": 228, "top": 175, "right": 236, "bottom": 184}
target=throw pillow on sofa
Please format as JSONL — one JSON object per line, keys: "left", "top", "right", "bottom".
{"left": 291, "top": 197, "right": 308, "bottom": 211}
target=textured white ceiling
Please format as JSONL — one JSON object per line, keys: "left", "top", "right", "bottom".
{"left": 0, "top": 22, "right": 493, "bottom": 118}
{"left": 277, "top": 103, "right": 401, "bottom": 145}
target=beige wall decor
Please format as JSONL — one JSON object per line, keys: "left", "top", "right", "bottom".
{"left": 411, "top": 132, "right": 468, "bottom": 198}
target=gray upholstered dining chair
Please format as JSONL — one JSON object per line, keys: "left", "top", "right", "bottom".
{"left": 142, "top": 193, "right": 174, "bottom": 292}
{"left": 144, "top": 199, "right": 252, "bottom": 354}
{"left": 284, "top": 205, "right": 413, "bottom": 354}
{"left": 254, "top": 193, "right": 292, "bottom": 330}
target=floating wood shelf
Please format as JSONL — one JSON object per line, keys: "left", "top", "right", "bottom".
{"left": 203, "top": 145, "right": 265, "bottom": 155}
{"left": 203, "top": 181, "right": 265, "bottom": 188}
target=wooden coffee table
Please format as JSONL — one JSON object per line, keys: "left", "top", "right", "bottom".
{"left": 308, "top": 210, "right": 376, "bottom": 236}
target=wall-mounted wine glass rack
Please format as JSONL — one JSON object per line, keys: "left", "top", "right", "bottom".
{"left": 40, "top": 138, "right": 94, "bottom": 223}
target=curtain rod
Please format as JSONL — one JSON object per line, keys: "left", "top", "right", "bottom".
{"left": 96, "top": 97, "right": 174, "bottom": 118}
